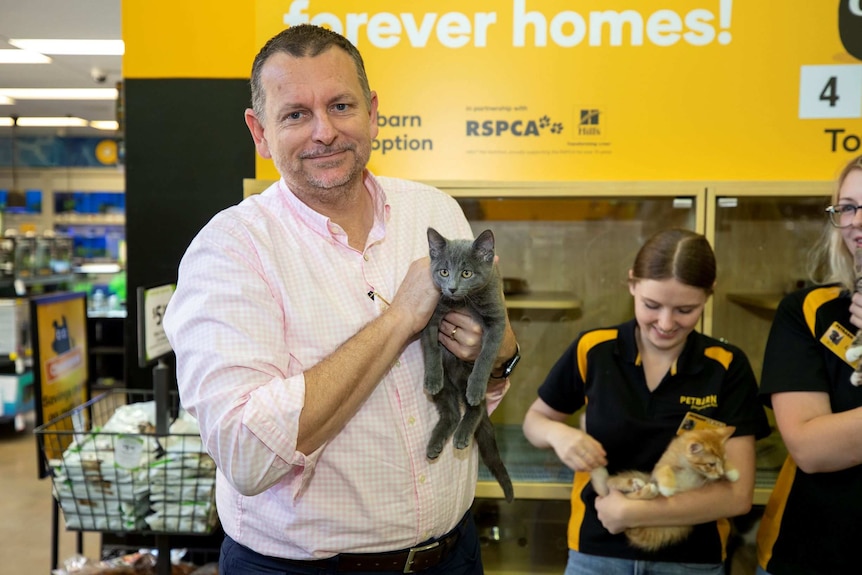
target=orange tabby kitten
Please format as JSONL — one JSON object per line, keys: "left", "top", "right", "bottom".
{"left": 590, "top": 426, "right": 738, "bottom": 552}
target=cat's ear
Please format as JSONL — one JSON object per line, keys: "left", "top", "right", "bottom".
{"left": 473, "top": 229, "right": 495, "bottom": 262}
{"left": 715, "top": 425, "right": 735, "bottom": 442}
{"left": 427, "top": 227, "right": 447, "bottom": 258}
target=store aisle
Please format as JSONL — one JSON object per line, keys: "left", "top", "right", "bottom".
{"left": 0, "top": 412, "right": 100, "bottom": 574}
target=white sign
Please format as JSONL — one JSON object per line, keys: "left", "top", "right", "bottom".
{"left": 142, "top": 284, "right": 175, "bottom": 364}
{"left": 799, "top": 64, "right": 862, "bottom": 119}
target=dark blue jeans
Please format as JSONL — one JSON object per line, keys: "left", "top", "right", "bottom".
{"left": 219, "top": 512, "right": 483, "bottom": 575}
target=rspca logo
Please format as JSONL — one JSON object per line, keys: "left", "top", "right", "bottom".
{"left": 578, "top": 109, "right": 602, "bottom": 136}
{"left": 466, "top": 115, "right": 564, "bottom": 137}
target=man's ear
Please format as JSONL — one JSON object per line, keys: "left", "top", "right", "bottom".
{"left": 244, "top": 108, "right": 272, "bottom": 159}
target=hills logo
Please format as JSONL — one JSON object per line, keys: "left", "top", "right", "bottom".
{"left": 466, "top": 115, "right": 564, "bottom": 137}
{"left": 578, "top": 109, "right": 602, "bottom": 136}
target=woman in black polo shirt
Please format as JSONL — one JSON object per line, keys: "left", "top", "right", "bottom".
{"left": 523, "top": 228, "right": 769, "bottom": 575}
{"left": 756, "top": 154, "right": 862, "bottom": 575}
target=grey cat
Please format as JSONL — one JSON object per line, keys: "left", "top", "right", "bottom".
{"left": 421, "top": 227, "right": 514, "bottom": 502}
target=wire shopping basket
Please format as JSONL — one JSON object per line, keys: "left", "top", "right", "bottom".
{"left": 34, "top": 388, "right": 218, "bottom": 535}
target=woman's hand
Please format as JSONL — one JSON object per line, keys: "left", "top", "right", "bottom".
{"left": 594, "top": 490, "right": 635, "bottom": 534}
{"left": 850, "top": 291, "right": 862, "bottom": 330}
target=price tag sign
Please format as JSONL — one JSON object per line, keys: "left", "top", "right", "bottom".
{"left": 139, "top": 284, "right": 176, "bottom": 366}
{"left": 799, "top": 64, "right": 862, "bottom": 119}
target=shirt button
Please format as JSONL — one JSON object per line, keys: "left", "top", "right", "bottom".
{"left": 363, "top": 254, "right": 369, "bottom": 261}
{"left": 407, "top": 416, "right": 415, "bottom": 425}
{"left": 394, "top": 360, "right": 401, "bottom": 367}
{"left": 419, "top": 475, "right": 426, "bottom": 484}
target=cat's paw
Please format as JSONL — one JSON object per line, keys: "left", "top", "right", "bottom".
{"left": 590, "top": 467, "right": 609, "bottom": 497}
{"left": 725, "top": 468, "right": 740, "bottom": 482}
{"left": 453, "top": 430, "right": 473, "bottom": 450}
{"left": 658, "top": 484, "right": 677, "bottom": 497}
{"left": 852, "top": 372, "right": 862, "bottom": 387}
{"left": 465, "top": 377, "right": 487, "bottom": 406}
{"left": 424, "top": 374, "right": 444, "bottom": 396}
{"left": 846, "top": 345, "right": 862, "bottom": 363}
{"left": 426, "top": 440, "right": 445, "bottom": 460}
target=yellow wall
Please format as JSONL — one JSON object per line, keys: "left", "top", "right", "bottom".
{"left": 125, "top": 1, "right": 862, "bottom": 182}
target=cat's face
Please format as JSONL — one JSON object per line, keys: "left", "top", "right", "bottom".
{"left": 427, "top": 228, "right": 495, "bottom": 301}
{"left": 679, "top": 426, "right": 735, "bottom": 480}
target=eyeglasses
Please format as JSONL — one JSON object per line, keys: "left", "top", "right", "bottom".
{"left": 826, "top": 204, "right": 862, "bottom": 228}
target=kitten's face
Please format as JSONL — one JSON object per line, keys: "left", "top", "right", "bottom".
{"left": 427, "top": 228, "right": 495, "bottom": 301}
{"left": 680, "top": 427, "right": 734, "bottom": 480}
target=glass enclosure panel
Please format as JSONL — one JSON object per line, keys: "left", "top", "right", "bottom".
{"left": 711, "top": 196, "right": 826, "bottom": 382}
{"left": 471, "top": 497, "right": 569, "bottom": 575}
{"left": 456, "top": 196, "right": 698, "bottom": 428}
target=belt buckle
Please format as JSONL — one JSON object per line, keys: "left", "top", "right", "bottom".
{"left": 403, "top": 541, "right": 440, "bottom": 574}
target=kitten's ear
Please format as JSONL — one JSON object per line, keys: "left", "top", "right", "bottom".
{"left": 716, "top": 426, "right": 735, "bottom": 442}
{"left": 427, "top": 227, "right": 447, "bottom": 258}
{"left": 473, "top": 229, "right": 495, "bottom": 262}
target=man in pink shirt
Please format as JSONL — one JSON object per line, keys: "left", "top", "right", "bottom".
{"left": 163, "top": 24, "right": 519, "bottom": 574}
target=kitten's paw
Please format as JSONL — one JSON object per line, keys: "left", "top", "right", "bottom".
{"left": 658, "top": 485, "right": 677, "bottom": 497}
{"left": 426, "top": 441, "right": 445, "bottom": 460}
{"left": 424, "top": 375, "right": 444, "bottom": 396}
{"left": 465, "top": 383, "right": 486, "bottom": 406}
{"left": 453, "top": 433, "right": 472, "bottom": 450}
{"left": 852, "top": 372, "right": 862, "bottom": 387}
{"left": 846, "top": 346, "right": 862, "bottom": 363}
{"left": 725, "top": 468, "right": 740, "bottom": 482}
{"left": 590, "top": 467, "right": 609, "bottom": 497}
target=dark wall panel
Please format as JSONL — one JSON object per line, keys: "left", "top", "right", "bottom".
{"left": 124, "top": 78, "right": 255, "bottom": 389}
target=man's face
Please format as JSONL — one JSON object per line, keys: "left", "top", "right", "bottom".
{"left": 248, "top": 48, "right": 378, "bottom": 203}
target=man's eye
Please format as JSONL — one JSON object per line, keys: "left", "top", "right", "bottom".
{"left": 333, "top": 103, "right": 349, "bottom": 111}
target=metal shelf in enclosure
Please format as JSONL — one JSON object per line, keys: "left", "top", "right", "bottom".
{"left": 34, "top": 388, "right": 219, "bottom": 537}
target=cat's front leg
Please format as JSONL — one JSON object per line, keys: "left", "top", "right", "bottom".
{"left": 422, "top": 325, "right": 445, "bottom": 396}
{"left": 652, "top": 464, "right": 678, "bottom": 497}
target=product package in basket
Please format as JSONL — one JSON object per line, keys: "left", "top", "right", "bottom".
{"left": 35, "top": 389, "right": 219, "bottom": 535}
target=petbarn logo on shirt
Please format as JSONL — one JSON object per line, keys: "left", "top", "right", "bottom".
{"left": 679, "top": 394, "right": 718, "bottom": 411}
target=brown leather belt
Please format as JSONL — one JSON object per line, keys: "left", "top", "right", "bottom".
{"left": 283, "top": 515, "right": 465, "bottom": 573}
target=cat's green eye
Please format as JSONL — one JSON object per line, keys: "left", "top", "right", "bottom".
{"left": 439, "top": 269, "right": 449, "bottom": 277}
{"left": 461, "top": 271, "right": 473, "bottom": 279}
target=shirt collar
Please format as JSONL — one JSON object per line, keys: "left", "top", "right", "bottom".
{"left": 277, "top": 170, "right": 390, "bottom": 246}
{"left": 618, "top": 318, "right": 705, "bottom": 376}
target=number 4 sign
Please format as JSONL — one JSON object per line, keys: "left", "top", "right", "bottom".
{"left": 799, "top": 64, "right": 862, "bottom": 119}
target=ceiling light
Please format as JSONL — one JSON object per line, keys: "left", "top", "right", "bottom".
{"left": 9, "top": 39, "right": 124, "bottom": 56}
{"left": 0, "top": 118, "right": 13, "bottom": 126}
{"left": 0, "top": 88, "right": 117, "bottom": 100}
{"left": 14, "top": 117, "right": 88, "bottom": 127}
{"left": 0, "top": 49, "right": 52, "bottom": 64}
{"left": 0, "top": 96, "right": 13, "bottom": 105}
{"left": 89, "top": 120, "right": 119, "bottom": 130}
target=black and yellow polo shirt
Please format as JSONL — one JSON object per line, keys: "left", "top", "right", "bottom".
{"left": 757, "top": 285, "right": 862, "bottom": 575}
{"left": 538, "top": 318, "right": 769, "bottom": 564}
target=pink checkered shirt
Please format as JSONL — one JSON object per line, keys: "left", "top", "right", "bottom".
{"left": 164, "top": 172, "right": 497, "bottom": 559}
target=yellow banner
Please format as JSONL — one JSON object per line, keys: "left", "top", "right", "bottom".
{"left": 252, "top": 1, "right": 862, "bottom": 182}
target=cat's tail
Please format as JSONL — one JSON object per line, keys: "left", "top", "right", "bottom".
{"left": 625, "top": 525, "right": 692, "bottom": 552}
{"left": 475, "top": 415, "right": 514, "bottom": 503}
{"left": 590, "top": 466, "right": 610, "bottom": 496}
